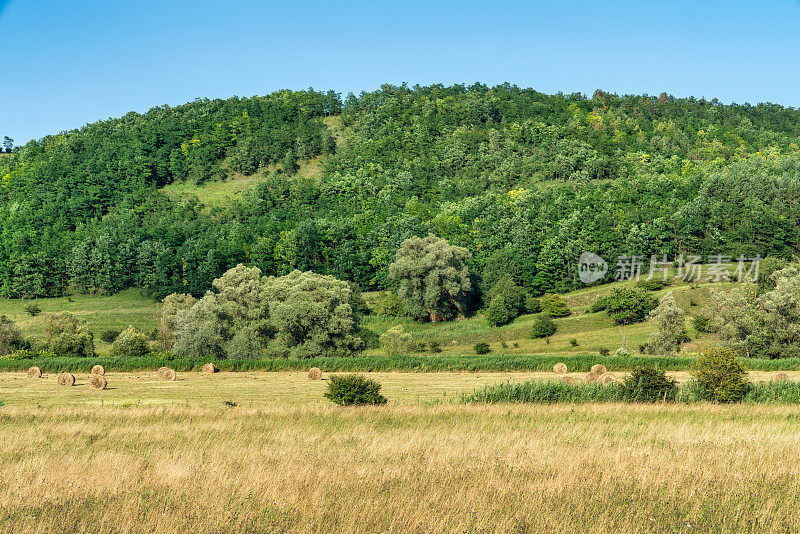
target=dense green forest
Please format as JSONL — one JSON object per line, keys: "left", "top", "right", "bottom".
{"left": 2, "top": 83, "right": 800, "bottom": 300}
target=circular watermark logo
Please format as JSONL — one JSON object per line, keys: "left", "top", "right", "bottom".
{"left": 578, "top": 252, "right": 608, "bottom": 284}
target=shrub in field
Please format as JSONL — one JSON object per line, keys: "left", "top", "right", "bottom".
{"left": 540, "top": 294, "right": 571, "bottom": 317}
{"left": 324, "top": 374, "right": 387, "bottom": 406}
{"left": 0, "top": 315, "right": 24, "bottom": 355}
{"left": 621, "top": 367, "right": 678, "bottom": 402}
{"left": 380, "top": 325, "right": 412, "bottom": 357}
{"left": 524, "top": 295, "right": 541, "bottom": 314}
{"left": 23, "top": 303, "right": 42, "bottom": 317}
{"left": 531, "top": 315, "right": 556, "bottom": 339}
{"left": 100, "top": 329, "right": 121, "bottom": 343}
{"left": 112, "top": 325, "right": 151, "bottom": 358}
{"left": 484, "top": 275, "right": 525, "bottom": 327}
{"left": 646, "top": 293, "right": 685, "bottom": 355}
{"left": 602, "top": 287, "right": 658, "bottom": 325}
{"left": 474, "top": 342, "right": 491, "bottom": 354}
{"left": 693, "top": 315, "right": 710, "bottom": 333}
{"left": 636, "top": 279, "right": 669, "bottom": 291}
{"left": 598, "top": 347, "right": 610, "bottom": 357}
{"left": 429, "top": 341, "right": 442, "bottom": 353}
{"left": 38, "top": 313, "right": 94, "bottom": 358}
{"left": 693, "top": 346, "right": 749, "bottom": 402}
{"left": 569, "top": 338, "right": 579, "bottom": 347}
{"left": 375, "top": 292, "right": 406, "bottom": 318}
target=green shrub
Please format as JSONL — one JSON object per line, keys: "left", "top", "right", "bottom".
{"left": 0, "top": 315, "right": 24, "bottom": 355}
{"left": 375, "top": 292, "right": 406, "bottom": 317}
{"left": 484, "top": 275, "right": 525, "bottom": 326}
{"left": 598, "top": 347, "right": 610, "bottom": 357}
{"left": 540, "top": 294, "right": 571, "bottom": 317}
{"left": 693, "top": 346, "right": 749, "bottom": 403}
{"left": 324, "top": 374, "right": 387, "bottom": 406}
{"left": 530, "top": 315, "right": 556, "bottom": 338}
{"left": 24, "top": 303, "right": 42, "bottom": 317}
{"left": 100, "top": 329, "right": 121, "bottom": 343}
{"left": 692, "top": 315, "right": 710, "bottom": 333}
{"left": 588, "top": 296, "right": 610, "bottom": 313}
{"left": 112, "top": 326, "right": 151, "bottom": 358}
{"left": 569, "top": 338, "right": 579, "bottom": 347}
{"left": 524, "top": 295, "right": 541, "bottom": 314}
{"left": 636, "top": 279, "right": 668, "bottom": 291}
{"left": 603, "top": 287, "right": 658, "bottom": 325}
{"left": 39, "top": 313, "right": 94, "bottom": 358}
{"left": 474, "top": 342, "right": 491, "bottom": 354}
{"left": 621, "top": 367, "right": 678, "bottom": 402}
{"left": 380, "top": 325, "right": 412, "bottom": 357}
{"left": 429, "top": 341, "right": 442, "bottom": 353}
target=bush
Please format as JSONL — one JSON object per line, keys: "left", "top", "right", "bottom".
{"left": 0, "top": 315, "right": 24, "bottom": 355}
{"left": 324, "top": 374, "right": 387, "bottom": 406}
{"left": 692, "top": 315, "right": 710, "bottom": 333}
{"left": 540, "top": 294, "right": 570, "bottom": 317}
{"left": 636, "top": 279, "right": 668, "bottom": 291}
{"left": 112, "top": 325, "right": 151, "bottom": 358}
{"left": 598, "top": 347, "right": 610, "bottom": 357}
{"left": 39, "top": 313, "right": 94, "bottom": 358}
{"left": 375, "top": 293, "right": 406, "bottom": 318}
{"left": 530, "top": 315, "right": 556, "bottom": 338}
{"left": 474, "top": 342, "right": 491, "bottom": 354}
{"left": 621, "top": 367, "right": 678, "bottom": 402}
{"left": 484, "top": 275, "right": 524, "bottom": 327}
{"left": 100, "top": 329, "right": 121, "bottom": 343}
{"left": 524, "top": 295, "right": 541, "bottom": 314}
{"left": 24, "top": 303, "right": 42, "bottom": 317}
{"left": 603, "top": 287, "right": 658, "bottom": 325}
{"left": 380, "top": 325, "right": 412, "bottom": 357}
{"left": 693, "top": 346, "right": 749, "bottom": 403}
{"left": 429, "top": 341, "right": 442, "bottom": 353}
{"left": 569, "top": 338, "right": 579, "bottom": 347}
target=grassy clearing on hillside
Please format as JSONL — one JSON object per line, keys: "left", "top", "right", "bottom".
{"left": 1, "top": 402, "right": 800, "bottom": 533}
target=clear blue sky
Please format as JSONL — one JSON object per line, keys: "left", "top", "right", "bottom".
{"left": 2, "top": 0, "right": 799, "bottom": 144}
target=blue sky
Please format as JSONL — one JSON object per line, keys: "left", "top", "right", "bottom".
{"left": 1, "top": 0, "right": 799, "bottom": 144}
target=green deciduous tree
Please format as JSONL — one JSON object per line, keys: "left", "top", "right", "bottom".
{"left": 388, "top": 234, "right": 471, "bottom": 322}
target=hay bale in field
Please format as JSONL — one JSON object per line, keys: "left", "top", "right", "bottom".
{"left": 91, "top": 365, "right": 105, "bottom": 376}
{"left": 89, "top": 375, "right": 107, "bottom": 390}
{"left": 27, "top": 366, "right": 42, "bottom": 379}
{"left": 772, "top": 372, "right": 790, "bottom": 383}
{"left": 590, "top": 364, "right": 607, "bottom": 376}
{"left": 584, "top": 372, "right": 598, "bottom": 383}
{"left": 160, "top": 368, "right": 177, "bottom": 381}
{"left": 560, "top": 375, "right": 575, "bottom": 384}
{"left": 308, "top": 367, "right": 322, "bottom": 380}
{"left": 599, "top": 373, "right": 617, "bottom": 385}
{"left": 202, "top": 362, "right": 217, "bottom": 374}
{"left": 553, "top": 362, "right": 568, "bottom": 374}
{"left": 57, "top": 372, "right": 75, "bottom": 386}
{"left": 157, "top": 366, "right": 169, "bottom": 380}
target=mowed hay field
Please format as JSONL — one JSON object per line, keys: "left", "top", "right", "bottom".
{"left": 3, "top": 372, "right": 800, "bottom": 532}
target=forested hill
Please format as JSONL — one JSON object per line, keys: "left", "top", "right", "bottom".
{"left": 2, "top": 83, "right": 800, "bottom": 299}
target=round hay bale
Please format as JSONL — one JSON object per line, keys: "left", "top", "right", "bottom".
{"left": 590, "top": 364, "right": 607, "bottom": 376}
{"left": 160, "top": 368, "right": 176, "bottom": 381}
{"left": 553, "top": 362, "right": 568, "bottom": 374}
{"left": 773, "top": 372, "right": 790, "bottom": 383}
{"left": 584, "top": 372, "right": 598, "bottom": 383}
{"left": 599, "top": 373, "right": 617, "bottom": 385}
{"left": 57, "top": 372, "right": 75, "bottom": 386}
{"left": 89, "top": 375, "right": 107, "bottom": 390}
{"left": 202, "top": 362, "right": 217, "bottom": 374}
{"left": 560, "top": 375, "right": 575, "bottom": 384}
{"left": 308, "top": 367, "right": 322, "bottom": 380}
{"left": 91, "top": 365, "right": 105, "bottom": 376}
{"left": 157, "top": 366, "right": 170, "bottom": 380}
{"left": 27, "top": 366, "right": 42, "bottom": 379}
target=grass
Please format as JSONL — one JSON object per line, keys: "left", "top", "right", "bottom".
{"left": 2, "top": 400, "right": 800, "bottom": 532}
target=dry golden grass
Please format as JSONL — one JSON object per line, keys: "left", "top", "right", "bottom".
{"left": 3, "top": 371, "right": 800, "bottom": 532}
{"left": 1, "top": 403, "right": 800, "bottom": 533}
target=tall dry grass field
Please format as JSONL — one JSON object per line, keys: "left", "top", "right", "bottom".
{"left": 1, "top": 400, "right": 800, "bottom": 532}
